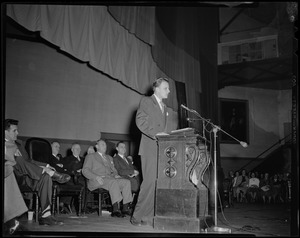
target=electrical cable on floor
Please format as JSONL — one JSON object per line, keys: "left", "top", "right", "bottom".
{"left": 216, "top": 188, "right": 285, "bottom": 236}
{"left": 200, "top": 121, "right": 289, "bottom": 237}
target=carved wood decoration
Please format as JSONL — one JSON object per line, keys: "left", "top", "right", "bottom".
{"left": 154, "top": 130, "right": 212, "bottom": 232}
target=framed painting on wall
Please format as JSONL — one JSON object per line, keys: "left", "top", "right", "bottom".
{"left": 219, "top": 98, "right": 249, "bottom": 144}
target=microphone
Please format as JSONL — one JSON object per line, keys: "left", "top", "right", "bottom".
{"left": 187, "top": 118, "right": 194, "bottom": 122}
{"left": 240, "top": 141, "right": 248, "bottom": 148}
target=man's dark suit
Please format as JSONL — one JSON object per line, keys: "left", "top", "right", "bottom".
{"left": 63, "top": 155, "right": 84, "bottom": 176}
{"left": 62, "top": 155, "right": 85, "bottom": 186}
{"left": 59, "top": 155, "right": 86, "bottom": 207}
{"left": 113, "top": 154, "right": 140, "bottom": 192}
{"left": 133, "top": 94, "right": 168, "bottom": 223}
{"left": 12, "top": 140, "right": 53, "bottom": 212}
{"left": 49, "top": 154, "right": 67, "bottom": 174}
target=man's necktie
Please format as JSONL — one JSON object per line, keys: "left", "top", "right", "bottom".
{"left": 160, "top": 101, "right": 164, "bottom": 113}
{"left": 123, "top": 156, "right": 129, "bottom": 164}
{"left": 101, "top": 154, "right": 107, "bottom": 162}
{"left": 15, "top": 149, "right": 22, "bottom": 157}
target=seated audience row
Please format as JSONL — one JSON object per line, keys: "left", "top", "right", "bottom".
{"left": 4, "top": 118, "right": 141, "bottom": 228}
{"left": 49, "top": 142, "right": 86, "bottom": 213}
{"left": 225, "top": 169, "right": 291, "bottom": 205}
{"left": 49, "top": 140, "right": 141, "bottom": 214}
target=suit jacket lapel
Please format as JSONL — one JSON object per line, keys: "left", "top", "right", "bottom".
{"left": 151, "top": 95, "right": 161, "bottom": 113}
{"left": 151, "top": 95, "right": 167, "bottom": 130}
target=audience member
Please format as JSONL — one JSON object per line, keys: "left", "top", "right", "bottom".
{"left": 222, "top": 170, "right": 234, "bottom": 207}
{"left": 64, "top": 143, "right": 85, "bottom": 178}
{"left": 235, "top": 169, "right": 249, "bottom": 202}
{"left": 59, "top": 143, "right": 86, "bottom": 213}
{"left": 247, "top": 172, "right": 260, "bottom": 202}
{"left": 131, "top": 77, "right": 170, "bottom": 227}
{"left": 82, "top": 139, "right": 133, "bottom": 218}
{"left": 4, "top": 141, "right": 28, "bottom": 235}
{"left": 232, "top": 171, "right": 240, "bottom": 201}
{"left": 277, "top": 173, "right": 287, "bottom": 202}
{"left": 87, "top": 145, "right": 96, "bottom": 154}
{"left": 270, "top": 174, "right": 284, "bottom": 203}
{"left": 49, "top": 141, "right": 67, "bottom": 173}
{"left": 228, "top": 170, "right": 234, "bottom": 180}
{"left": 113, "top": 141, "right": 140, "bottom": 193}
{"left": 260, "top": 172, "right": 272, "bottom": 204}
{"left": 227, "top": 170, "right": 235, "bottom": 189}
{"left": 4, "top": 119, "right": 70, "bottom": 226}
{"left": 259, "top": 172, "right": 264, "bottom": 180}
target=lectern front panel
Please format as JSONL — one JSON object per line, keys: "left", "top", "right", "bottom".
{"left": 154, "top": 132, "right": 211, "bottom": 232}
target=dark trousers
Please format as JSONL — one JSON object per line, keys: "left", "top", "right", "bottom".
{"left": 14, "top": 157, "right": 52, "bottom": 212}
{"left": 132, "top": 155, "right": 157, "bottom": 222}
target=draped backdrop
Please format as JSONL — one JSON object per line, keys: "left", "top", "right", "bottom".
{"left": 5, "top": 4, "right": 218, "bottom": 141}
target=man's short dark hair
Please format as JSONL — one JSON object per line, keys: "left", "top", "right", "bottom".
{"left": 4, "top": 119, "right": 19, "bottom": 130}
{"left": 96, "top": 139, "right": 106, "bottom": 144}
{"left": 116, "top": 141, "right": 125, "bottom": 148}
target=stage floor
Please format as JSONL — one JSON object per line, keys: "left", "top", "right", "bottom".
{"left": 13, "top": 202, "right": 292, "bottom": 237}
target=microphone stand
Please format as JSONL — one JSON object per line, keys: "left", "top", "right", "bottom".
{"left": 181, "top": 105, "right": 247, "bottom": 233}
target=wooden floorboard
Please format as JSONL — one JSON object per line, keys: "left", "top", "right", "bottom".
{"left": 15, "top": 203, "right": 291, "bottom": 237}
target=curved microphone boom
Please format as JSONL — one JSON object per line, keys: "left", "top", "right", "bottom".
{"left": 182, "top": 103, "right": 247, "bottom": 148}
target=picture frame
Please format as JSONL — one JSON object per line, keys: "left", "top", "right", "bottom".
{"left": 219, "top": 98, "right": 249, "bottom": 144}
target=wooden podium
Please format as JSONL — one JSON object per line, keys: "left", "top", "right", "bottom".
{"left": 154, "top": 128, "right": 211, "bottom": 232}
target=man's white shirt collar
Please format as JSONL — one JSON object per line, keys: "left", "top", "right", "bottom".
{"left": 154, "top": 94, "right": 162, "bottom": 105}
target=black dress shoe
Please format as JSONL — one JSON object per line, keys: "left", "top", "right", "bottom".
{"left": 130, "top": 216, "right": 142, "bottom": 226}
{"left": 51, "top": 171, "right": 71, "bottom": 184}
{"left": 39, "top": 216, "right": 57, "bottom": 226}
{"left": 122, "top": 209, "right": 132, "bottom": 216}
{"left": 111, "top": 210, "right": 125, "bottom": 218}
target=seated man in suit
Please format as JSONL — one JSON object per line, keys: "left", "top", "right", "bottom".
{"left": 63, "top": 143, "right": 85, "bottom": 179}
{"left": 49, "top": 141, "right": 67, "bottom": 174}
{"left": 4, "top": 119, "right": 71, "bottom": 226}
{"left": 59, "top": 143, "right": 86, "bottom": 213}
{"left": 113, "top": 141, "right": 140, "bottom": 193}
{"left": 4, "top": 141, "right": 28, "bottom": 235}
{"left": 82, "top": 139, "right": 133, "bottom": 218}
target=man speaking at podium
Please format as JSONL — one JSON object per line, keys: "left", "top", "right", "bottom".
{"left": 130, "top": 77, "right": 170, "bottom": 227}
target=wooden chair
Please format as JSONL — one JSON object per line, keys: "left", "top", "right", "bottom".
{"left": 25, "top": 137, "right": 84, "bottom": 217}
{"left": 83, "top": 187, "right": 111, "bottom": 216}
{"left": 14, "top": 173, "right": 39, "bottom": 222}
{"left": 52, "top": 183, "right": 85, "bottom": 216}
{"left": 25, "top": 137, "right": 52, "bottom": 164}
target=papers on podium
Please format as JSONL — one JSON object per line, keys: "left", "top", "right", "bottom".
{"left": 170, "top": 127, "right": 195, "bottom": 134}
